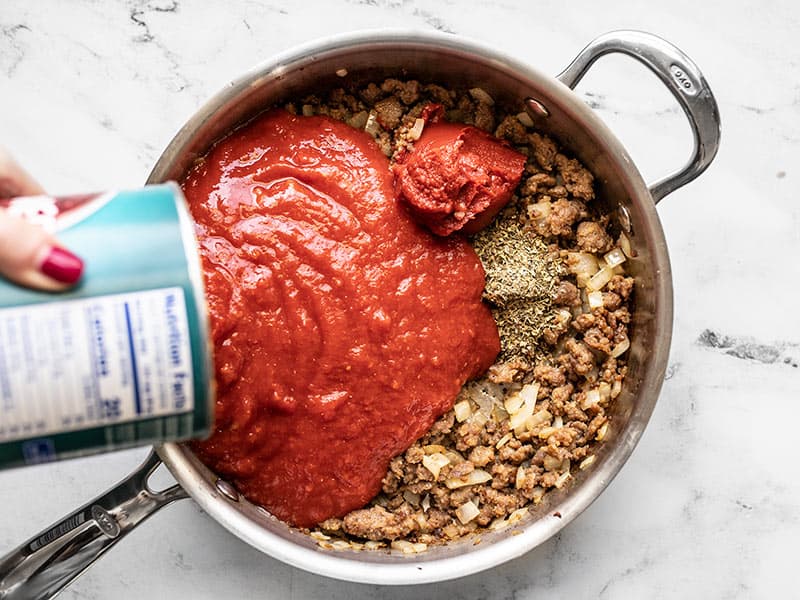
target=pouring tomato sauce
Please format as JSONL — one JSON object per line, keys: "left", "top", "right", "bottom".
{"left": 183, "top": 110, "right": 499, "bottom": 527}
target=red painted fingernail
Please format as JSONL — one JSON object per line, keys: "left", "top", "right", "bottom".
{"left": 40, "top": 246, "right": 84, "bottom": 284}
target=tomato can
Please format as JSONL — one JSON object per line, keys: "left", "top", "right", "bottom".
{"left": 0, "top": 184, "right": 213, "bottom": 468}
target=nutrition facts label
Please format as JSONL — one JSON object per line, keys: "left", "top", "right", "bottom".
{"left": 0, "top": 287, "right": 195, "bottom": 443}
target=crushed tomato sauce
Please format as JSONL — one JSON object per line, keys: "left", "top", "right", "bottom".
{"left": 183, "top": 109, "right": 499, "bottom": 527}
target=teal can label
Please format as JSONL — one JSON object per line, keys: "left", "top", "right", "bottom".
{"left": 0, "top": 184, "right": 213, "bottom": 468}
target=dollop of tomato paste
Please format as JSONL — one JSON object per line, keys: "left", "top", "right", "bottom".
{"left": 183, "top": 110, "right": 499, "bottom": 528}
{"left": 393, "top": 122, "right": 527, "bottom": 236}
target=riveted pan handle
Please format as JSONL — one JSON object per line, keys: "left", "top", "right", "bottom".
{"left": 0, "top": 451, "right": 186, "bottom": 600}
{"left": 557, "top": 30, "right": 721, "bottom": 203}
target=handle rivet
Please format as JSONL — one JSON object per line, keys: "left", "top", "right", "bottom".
{"left": 91, "top": 505, "right": 121, "bottom": 538}
{"left": 524, "top": 97, "right": 550, "bottom": 118}
{"left": 215, "top": 478, "right": 240, "bottom": 502}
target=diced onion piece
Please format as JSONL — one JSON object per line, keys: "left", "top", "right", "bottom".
{"left": 519, "top": 382, "right": 539, "bottom": 405}
{"left": 516, "top": 111, "right": 534, "bottom": 127}
{"left": 553, "top": 415, "right": 563, "bottom": 429}
{"left": 469, "top": 87, "right": 495, "bottom": 105}
{"left": 467, "top": 381, "right": 506, "bottom": 405}
{"left": 619, "top": 232, "right": 634, "bottom": 258}
{"left": 364, "top": 110, "right": 381, "bottom": 135}
{"left": 455, "top": 500, "right": 481, "bottom": 524}
{"left": 391, "top": 540, "right": 412, "bottom": 552}
{"left": 596, "top": 422, "right": 609, "bottom": 441}
{"left": 489, "top": 517, "right": 510, "bottom": 531}
{"left": 421, "top": 494, "right": 431, "bottom": 512}
{"left": 407, "top": 118, "right": 425, "bottom": 141}
{"left": 423, "top": 444, "right": 446, "bottom": 454}
{"left": 543, "top": 454, "right": 561, "bottom": 471}
{"left": 331, "top": 540, "right": 352, "bottom": 551}
{"left": 531, "top": 486, "right": 545, "bottom": 504}
{"left": 508, "top": 383, "right": 539, "bottom": 434}
{"left": 504, "top": 392, "right": 523, "bottom": 415}
{"left": 515, "top": 466, "right": 526, "bottom": 489}
{"left": 587, "top": 290, "right": 604, "bottom": 309}
{"left": 301, "top": 104, "right": 315, "bottom": 116}
{"left": 348, "top": 110, "right": 369, "bottom": 130}
{"left": 445, "top": 469, "right": 492, "bottom": 489}
{"left": 468, "top": 409, "right": 489, "bottom": 428}
{"left": 453, "top": 400, "right": 473, "bottom": 423}
{"left": 403, "top": 490, "right": 421, "bottom": 506}
{"left": 444, "top": 450, "right": 464, "bottom": 465}
{"left": 495, "top": 432, "right": 513, "bottom": 449}
{"left": 508, "top": 507, "right": 528, "bottom": 524}
{"left": 587, "top": 267, "right": 614, "bottom": 291}
{"left": 391, "top": 540, "right": 427, "bottom": 554}
{"left": 364, "top": 541, "right": 385, "bottom": 550}
{"left": 566, "top": 252, "right": 599, "bottom": 278}
{"left": 310, "top": 531, "right": 331, "bottom": 542}
{"left": 604, "top": 247, "right": 626, "bottom": 268}
{"left": 526, "top": 409, "right": 552, "bottom": 431}
{"left": 611, "top": 379, "right": 622, "bottom": 399}
{"left": 581, "top": 388, "right": 601, "bottom": 410}
{"left": 598, "top": 381, "right": 611, "bottom": 402}
{"left": 442, "top": 524, "right": 459, "bottom": 539}
{"left": 470, "top": 385, "right": 497, "bottom": 414}
{"left": 554, "top": 471, "right": 571, "bottom": 489}
{"left": 335, "top": 68, "right": 348, "bottom": 77}
{"left": 556, "top": 308, "right": 572, "bottom": 326}
{"left": 422, "top": 453, "right": 450, "bottom": 479}
{"left": 529, "top": 199, "right": 552, "bottom": 221}
{"left": 466, "top": 383, "right": 497, "bottom": 427}
{"left": 580, "top": 455, "right": 596, "bottom": 470}
{"left": 610, "top": 336, "right": 630, "bottom": 358}
{"left": 317, "top": 540, "right": 334, "bottom": 550}
{"left": 538, "top": 426, "right": 557, "bottom": 440}
{"left": 510, "top": 399, "right": 535, "bottom": 435}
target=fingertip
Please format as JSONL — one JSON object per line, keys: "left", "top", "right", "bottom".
{"left": 0, "top": 243, "right": 85, "bottom": 292}
{"left": 39, "top": 246, "right": 84, "bottom": 286}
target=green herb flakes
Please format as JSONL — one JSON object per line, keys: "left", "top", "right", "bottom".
{"left": 472, "top": 212, "right": 561, "bottom": 362}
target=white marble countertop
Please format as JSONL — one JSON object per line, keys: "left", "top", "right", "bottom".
{"left": 1, "top": 1, "right": 798, "bottom": 598}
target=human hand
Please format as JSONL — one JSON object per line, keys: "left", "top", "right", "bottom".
{"left": 0, "top": 149, "right": 83, "bottom": 290}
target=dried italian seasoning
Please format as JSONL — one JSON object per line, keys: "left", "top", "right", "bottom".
{"left": 472, "top": 210, "right": 562, "bottom": 362}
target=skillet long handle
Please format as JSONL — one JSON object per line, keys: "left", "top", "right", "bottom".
{"left": 0, "top": 450, "right": 186, "bottom": 600}
{"left": 557, "top": 30, "right": 721, "bottom": 203}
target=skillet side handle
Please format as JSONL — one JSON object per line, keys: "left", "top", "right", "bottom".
{"left": 557, "top": 30, "right": 721, "bottom": 203}
{"left": 0, "top": 450, "right": 186, "bottom": 600}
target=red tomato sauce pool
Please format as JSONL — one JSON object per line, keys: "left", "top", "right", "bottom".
{"left": 183, "top": 109, "right": 499, "bottom": 528}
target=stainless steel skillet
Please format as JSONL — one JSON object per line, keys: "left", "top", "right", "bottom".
{"left": 0, "top": 29, "right": 720, "bottom": 599}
